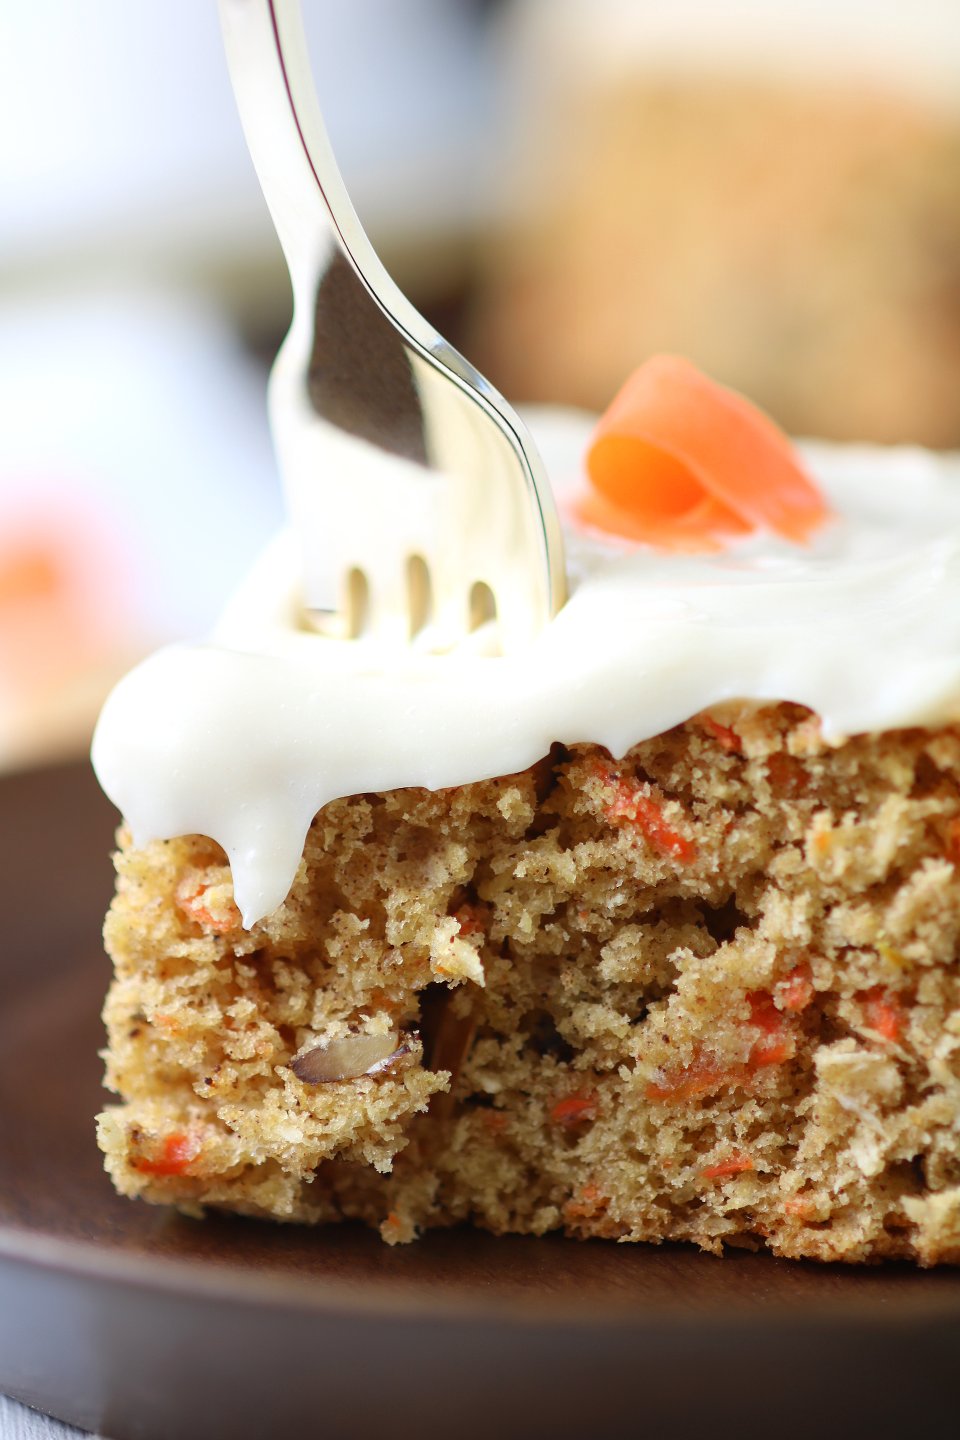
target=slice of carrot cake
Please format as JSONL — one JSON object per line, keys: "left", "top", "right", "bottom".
{"left": 92, "top": 368, "right": 960, "bottom": 1264}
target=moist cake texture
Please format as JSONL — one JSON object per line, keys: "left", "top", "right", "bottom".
{"left": 99, "top": 702, "right": 960, "bottom": 1263}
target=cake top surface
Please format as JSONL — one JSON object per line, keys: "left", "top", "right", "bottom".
{"left": 92, "top": 409, "right": 960, "bottom": 925}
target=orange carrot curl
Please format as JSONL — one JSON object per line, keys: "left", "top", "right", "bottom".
{"left": 577, "top": 355, "right": 832, "bottom": 552}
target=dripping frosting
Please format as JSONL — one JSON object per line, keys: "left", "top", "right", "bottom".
{"left": 93, "top": 410, "right": 960, "bottom": 926}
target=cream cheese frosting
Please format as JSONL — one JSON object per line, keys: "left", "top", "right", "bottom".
{"left": 92, "top": 409, "right": 960, "bottom": 927}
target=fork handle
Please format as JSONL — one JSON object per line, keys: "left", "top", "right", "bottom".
{"left": 219, "top": 0, "right": 398, "bottom": 316}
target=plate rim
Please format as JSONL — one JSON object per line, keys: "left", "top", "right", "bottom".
{"left": 3, "top": 1218, "right": 960, "bottom": 1333}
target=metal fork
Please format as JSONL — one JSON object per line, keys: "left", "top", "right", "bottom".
{"left": 219, "top": 0, "right": 565, "bottom": 650}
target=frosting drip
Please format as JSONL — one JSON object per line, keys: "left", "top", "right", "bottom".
{"left": 92, "top": 412, "right": 960, "bottom": 926}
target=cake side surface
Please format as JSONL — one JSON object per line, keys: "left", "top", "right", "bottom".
{"left": 98, "top": 702, "right": 960, "bottom": 1264}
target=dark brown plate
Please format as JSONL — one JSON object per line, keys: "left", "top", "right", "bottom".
{"left": 2, "top": 762, "right": 959, "bottom": 1440}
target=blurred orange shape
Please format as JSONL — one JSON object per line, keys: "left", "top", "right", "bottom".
{"left": 0, "top": 498, "right": 130, "bottom": 705}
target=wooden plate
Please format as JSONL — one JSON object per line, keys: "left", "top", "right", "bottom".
{"left": 1, "top": 762, "right": 958, "bottom": 1440}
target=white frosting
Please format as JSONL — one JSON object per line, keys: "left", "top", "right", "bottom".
{"left": 92, "top": 410, "right": 960, "bottom": 927}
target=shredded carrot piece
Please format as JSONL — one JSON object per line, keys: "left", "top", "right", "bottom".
{"left": 745, "top": 990, "right": 796, "bottom": 1068}
{"left": 702, "top": 1152, "right": 754, "bottom": 1180}
{"left": 379, "top": 1211, "right": 413, "bottom": 1244}
{"left": 626, "top": 795, "right": 696, "bottom": 862}
{"left": 577, "top": 355, "right": 831, "bottom": 551}
{"left": 701, "top": 715, "right": 741, "bottom": 753}
{"left": 176, "top": 878, "right": 241, "bottom": 935}
{"left": 775, "top": 965, "right": 815, "bottom": 1013}
{"left": 650, "top": 990, "right": 800, "bottom": 1104}
{"left": 454, "top": 904, "right": 487, "bottom": 938}
{"left": 563, "top": 1183, "right": 608, "bottom": 1221}
{"left": 550, "top": 1091, "right": 599, "bottom": 1127}
{"left": 783, "top": 1196, "right": 815, "bottom": 1219}
{"left": 746, "top": 991, "right": 782, "bottom": 1034}
{"left": 749, "top": 1035, "right": 795, "bottom": 1068}
{"left": 861, "top": 987, "right": 905, "bottom": 1042}
{"left": 133, "top": 1131, "right": 201, "bottom": 1177}
{"left": 646, "top": 1052, "right": 731, "bottom": 1102}
{"left": 591, "top": 760, "right": 696, "bottom": 862}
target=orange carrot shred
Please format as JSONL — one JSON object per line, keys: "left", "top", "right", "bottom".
{"left": 177, "top": 880, "right": 240, "bottom": 935}
{"left": 745, "top": 991, "right": 796, "bottom": 1068}
{"left": 783, "top": 1196, "right": 815, "bottom": 1219}
{"left": 592, "top": 760, "right": 696, "bottom": 862}
{"left": 701, "top": 715, "right": 741, "bottom": 753}
{"left": 550, "top": 1092, "right": 598, "bottom": 1127}
{"left": 454, "top": 904, "right": 486, "bottom": 937}
{"left": 749, "top": 1035, "right": 795, "bottom": 1068}
{"left": 775, "top": 965, "right": 815, "bottom": 1013}
{"left": 578, "top": 355, "right": 831, "bottom": 552}
{"left": 861, "top": 987, "right": 905, "bottom": 1042}
{"left": 563, "top": 1183, "right": 609, "bottom": 1221}
{"left": 646, "top": 1053, "right": 730, "bottom": 1102}
{"left": 134, "top": 1131, "right": 200, "bottom": 1177}
{"left": 702, "top": 1152, "right": 754, "bottom": 1180}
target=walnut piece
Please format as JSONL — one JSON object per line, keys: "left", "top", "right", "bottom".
{"left": 290, "top": 1030, "right": 412, "bottom": 1084}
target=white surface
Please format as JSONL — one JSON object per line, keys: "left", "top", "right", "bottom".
{"left": 0, "top": 288, "right": 283, "bottom": 645}
{"left": 0, "top": 285, "right": 285, "bottom": 770}
{"left": 0, "top": 1395, "right": 94, "bottom": 1440}
{"left": 2, "top": 0, "right": 495, "bottom": 276}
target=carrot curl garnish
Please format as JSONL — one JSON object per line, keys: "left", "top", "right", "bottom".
{"left": 578, "top": 355, "right": 832, "bottom": 552}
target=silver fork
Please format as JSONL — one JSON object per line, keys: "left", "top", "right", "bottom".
{"left": 219, "top": 0, "right": 565, "bottom": 650}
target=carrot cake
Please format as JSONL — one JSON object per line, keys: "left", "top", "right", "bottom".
{"left": 92, "top": 378, "right": 960, "bottom": 1264}
{"left": 472, "top": 0, "right": 960, "bottom": 447}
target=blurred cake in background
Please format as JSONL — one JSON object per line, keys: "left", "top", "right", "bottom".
{"left": 472, "top": 0, "right": 960, "bottom": 446}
